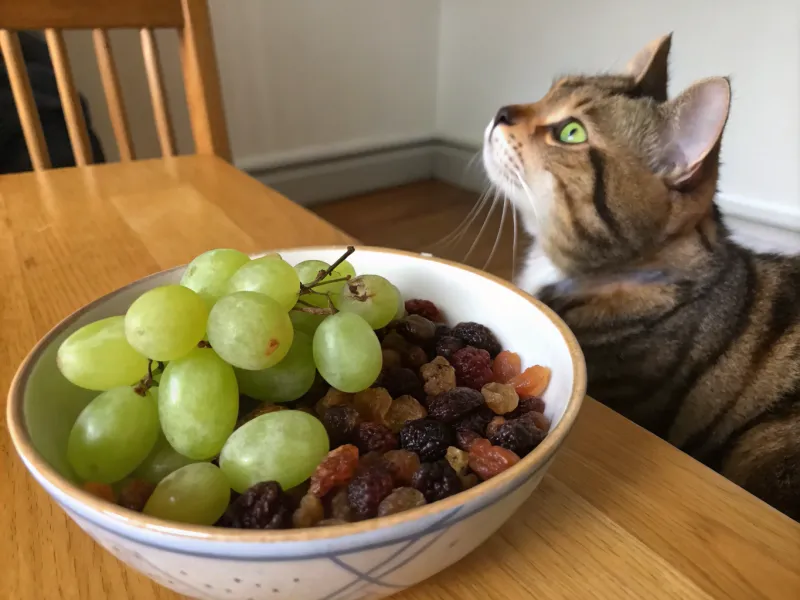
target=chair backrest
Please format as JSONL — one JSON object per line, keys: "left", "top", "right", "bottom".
{"left": 0, "top": 0, "right": 230, "bottom": 170}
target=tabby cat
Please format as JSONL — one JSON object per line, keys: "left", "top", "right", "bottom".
{"left": 482, "top": 34, "right": 799, "bottom": 520}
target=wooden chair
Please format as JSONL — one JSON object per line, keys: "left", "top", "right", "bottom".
{"left": 0, "top": 0, "right": 230, "bottom": 170}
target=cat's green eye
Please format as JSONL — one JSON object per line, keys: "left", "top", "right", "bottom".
{"left": 556, "top": 120, "right": 588, "bottom": 144}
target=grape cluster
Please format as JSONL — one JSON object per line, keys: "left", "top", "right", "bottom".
{"left": 56, "top": 245, "right": 555, "bottom": 529}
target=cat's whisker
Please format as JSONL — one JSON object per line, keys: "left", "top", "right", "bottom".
{"left": 482, "top": 195, "right": 508, "bottom": 271}
{"left": 511, "top": 200, "right": 518, "bottom": 283}
{"left": 515, "top": 172, "right": 541, "bottom": 225}
{"left": 427, "top": 186, "right": 491, "bottom": 249}
{"left": 463, "top": 187, "right": 500, "bottom": 263}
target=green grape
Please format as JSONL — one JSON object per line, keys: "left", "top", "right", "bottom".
{"left": 235, "top": 331, "right": 315, "bottom": 403}
{"left": 67, "top": 386, "right": 159, "bottom": 483}
{"left": 133, "top": 432, "right": 201, "bottom": 485}
{"left": 338, "top": 275, "right": 401, "bottom": 329}
{"left": 125, "top": 285, "right": 208, "bottom": 361}
{"left": 159, "top": 347, "right": 239, "bottom": 460}
{"left": 219, "top": 411, "right": 329, "bottom": 493}
{"left": 207, "top": 291, "right": 293, "bottom": 370}
{"left": 295, "top": 260, "right": 349, "bottom": 308}
{"left": 143, "top": 463, "right": 230, "bottom": 525}
{"left": 180, "top": 249, "right": 250, "bottom": 308}
{"left": 57, "top": 316, "right": 148, "bottom": 391}
{"left": 226, "top": 255, "right": 300, "bottom": 311}
{"left": 290, "top": 305, "right": 326, "bottom": 335}
{"left": 337, "top": 260, "right": 356, "bottom": 280}
{"left": 313, "top": 312, "right": 382, "bottom": 392}
{"left": 392, "top": 284, "right": 406, "bottom": 320}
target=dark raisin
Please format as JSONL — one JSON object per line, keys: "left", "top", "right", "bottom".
{"left": 435, "top": 336, "right": 465, "bottom": 361}
{"left": 399, "top": 418, "right": 455, "bottom": 462}
{"left": 381, "top": 331, "right": 409, "bottom": 353}
{"left": 507, "top": 396, "right": 546, "bottom": 419}
{"left": 411, "top": 460, "right": 462, "bottom": 503}
{"left": 434, "top": 323, "right": 452, "bottom": 340}
{"left": 453, "top": 405, "right": 494, "bottom": 435}
{"left": 404, "top": 299, "right": 443, "bottom": 323}
{"left": 382, "top": 348, "right": 402, "bottom": 369}
{"left": 451, "top": 346, "right": 494, "bottom": 390}
{"left": 451, "top": 322, "right": 502, "bottom": 357}
{"left": 322, "top": 405, "right": 362, "bottom": 447}
{"left": 379, "top": 367, "right": 425, "bottom": 402}
{"left": 455, "top": 428, "right": 482, "bottom": 452}
{"left": 355, "top": 422, "right": 398, "bottom": 454}
{"left": 402, "top": 345, "right": 429, "bottom": 370}
{"left": 219, "top": 481, "right": 293, "bottom": 529}
{"left": 488, "top": 418, "right": 546, "bottom": 457}
{"left": 395, "top": 314, "right": 437, "bottom": 345}
{"left": 428, "top": 387, "right": 485, "bottom": 423}
{"left": 347, "top": 466, "right": 395, "bottom": 520}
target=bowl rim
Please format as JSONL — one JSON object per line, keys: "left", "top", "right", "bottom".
{"left": 7, "top": 245, "right": 586, "bottom": 544}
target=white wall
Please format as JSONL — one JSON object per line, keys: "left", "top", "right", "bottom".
{"left": 435, "top": 0, "right": 800, "bottom": 229}
{"left": 66, "top": 0, "right": 439, "bottom": 166}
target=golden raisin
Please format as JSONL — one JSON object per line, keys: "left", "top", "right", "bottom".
{"left": 330, "top": 487, "right": 355, "bottom": 522}
{"left": 509, "top": 365, "right": 552, "bottom": 398}
{"left": 445, "top": 446, "right": 469, "bottom": 476}
{"left": 385, "top": 395, "right": 428, "bottom": 433}
{"left": 315, "top": 388, "right": 355, "bottom": 417}
{"left": 420, "top": 356, "right": 457, "bottom": 396}
{"left": 292, "top": 494, "right": 325, "bottom": 528}
{"left": 353, "top": 387, "right": 393, "bottom": 424}
{"left": 384, "top": 449, "right": 421, "bottom": 486}
{"left": 492, "top": 351, "right": 522, "bottom": 383}
{"left": 377, "top": 487, "right": 427, "bottom": 516}
{"left": 481, "top": 382, "right": 519, "bottom": 415}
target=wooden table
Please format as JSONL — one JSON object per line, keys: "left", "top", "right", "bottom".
{"left": 1, "top": 156, "right": 798, "bottom": 600}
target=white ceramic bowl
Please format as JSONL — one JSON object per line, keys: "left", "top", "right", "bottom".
{"left": 8, "top": 246, "right": 585, "bottom": 600}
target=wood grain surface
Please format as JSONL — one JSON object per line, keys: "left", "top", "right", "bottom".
{"left": 1, "top": 158, "right": 798, "bottom": 599}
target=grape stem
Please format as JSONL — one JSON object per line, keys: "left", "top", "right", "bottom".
{"left": 197, "top": 340, "right": 212, "bottom": 348}
{"left": 292, "top": 305, "right": 336, "bottom": 315}
{"left": 133, "top": 360, "right": 156, "bottom": 396}
{"left": 299, "top": 246, "right": 355, "bottom": 292}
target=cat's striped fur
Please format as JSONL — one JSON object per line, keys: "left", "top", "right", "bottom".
{"left": 483, "top": 34, "right": 799, "bottom": 520}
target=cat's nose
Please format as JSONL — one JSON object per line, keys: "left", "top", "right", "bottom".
{"left": 494, "top": 105, "right": 517, "bottom": 127}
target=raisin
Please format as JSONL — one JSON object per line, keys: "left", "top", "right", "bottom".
{"left": 382, "top": 348, "right": 402, "bottom": 369}
{"left": 347, "top": 466, "right": 395, "bottom": 520}
{"left": 428, "top": 387, "right": 485, "bottom": 423}
{"left": 411, "top": 460, "right": 463, "bottom": 503}
{"left": 403, "top": 345, "right": 429, "bottom": 370}
{"left": 455, "top": 428, "right": 482, "bottom": 452}
{"left": 481, "top": 382, "right": 519, "bottom": 415}
{"left": 358, "top": 451, "right": 389, "bottom": 473}
{"left": 383, "top": 449, "right": 421, "bottom": 486}
{"left": 318, "top": 518, "right": 348, "bottom": 527}
{"left": 492, "top": 350, "right": 522, "bottom": 383}
{"left": 468, "top": 439, "right": 521, "bottom": 480}
{"left": 379, "top": 367, "right": 425, "bottom": 402}
{"left": 330, "top": 487, "right": 355, "bottom": 522}
{"left": 83, "top": 481, "right": 115, "bottom": 503}
{"left": 451, "top": 322, "right": 502, "bottom": 357}
{"left": 219, "top": 481, "right": 293, "bottom": 529}
{"left": 507, "top": 396, "right": 546, "bottom": 419}
{"left": 292, "top": 493, "right": 325, "bottom": 528}
{"left": 459, "top": 473, "right": 479, "bottom": 490}
{"left": 451, "top": 346, "right": 494, "bottom": 390}
{"left": 236, "top": 402, "right": 286, "bottom": 428}
{"left": 445, "top": 446, "right": 470, "bottom": 476}
{"left": 378, "top": 487, "right": 427, "bottom": 516}
{"left": 381, "top": 331, "right": 410, "bottom": 353}
{"left": 404, "top": 299, "right": 443, "bottom": 323}
{"left": 395, "top": 314, "right": 437, "bottom": 345}
{"left": 321, "top": 405, "right": 362, "bottom": 446}
{"left": 453, "top": 405, "right": 494, "bottom": 435}
{"left": 309, "top": 444, "right": 360, "bottom": 497}
{"left": 355, "top": 422, "right": 398, "bottom": 454}
{"left": 117, "top": 479, "right": 155, "bottom": 512}
{"left": 509, "top": 365, "right": 552, "bottom": 398}
{"left": 420, "top": 356, "right": 457, "bottom": 396}
{"left": 489, "top": 418, "right": 545, "bottom": 456}
{"left": 486, "top": 416, "right": 507, "bottom": 438}
{"left": 353, "top": 387, "right": 392, "bottom": 424}
{"left": 399, "top": 418, "right": 455, "bottom": 461}
{"left": 435, "top": 336, "right": 465, "bottom": 361}
{"left": 285, "top": 480, "right": 311, "bottom": 504}
{"left": 521, "top": 410, "right": 551, "bottom": 432}
{"left": 315, "top": 388, "right": 354, "bottom": 417}
{"left": 385, "top": 395, "right": 428, "bottom": 433}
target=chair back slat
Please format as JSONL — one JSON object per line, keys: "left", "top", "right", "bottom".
{"left": 45, "top": 28, "right": 92, "bottom": 166}
{"left": 141, "top": 27, "right": 176, "bottom": 158}
{"left": 92, "top": 29, "right": 135, "bottom": 161}
{"left": 0, "top": 30, "right": 52, "bottom": 170}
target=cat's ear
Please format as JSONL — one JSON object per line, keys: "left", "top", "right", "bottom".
{"left": 625, "top": 33, "right": 672, "bottom": 101}
{"left": 657, "top": 77, "right": 731, "bottom": 187}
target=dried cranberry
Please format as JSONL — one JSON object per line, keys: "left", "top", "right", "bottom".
{"left": 451, "top": 346, "right": 494, "bottom": 390}
{"left": 404, "top": 299, "right": 444, "bottom": 323}
{"left": 468, "top": 439, "right": 520, "bottom": 480}
{"left": 309, "top": 444, "right": 360, "bottom": 497}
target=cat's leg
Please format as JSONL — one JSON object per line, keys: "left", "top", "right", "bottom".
{"left": 721, "top": 407, "right": 800, "bottom": 521}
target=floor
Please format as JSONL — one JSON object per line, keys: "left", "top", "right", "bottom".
{"left": 312, "top": 180, "right": 525, "bottom": 282}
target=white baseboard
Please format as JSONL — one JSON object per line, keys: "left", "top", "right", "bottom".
{"left": 236, "top": 136, "right": 799, "bottom": 253}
